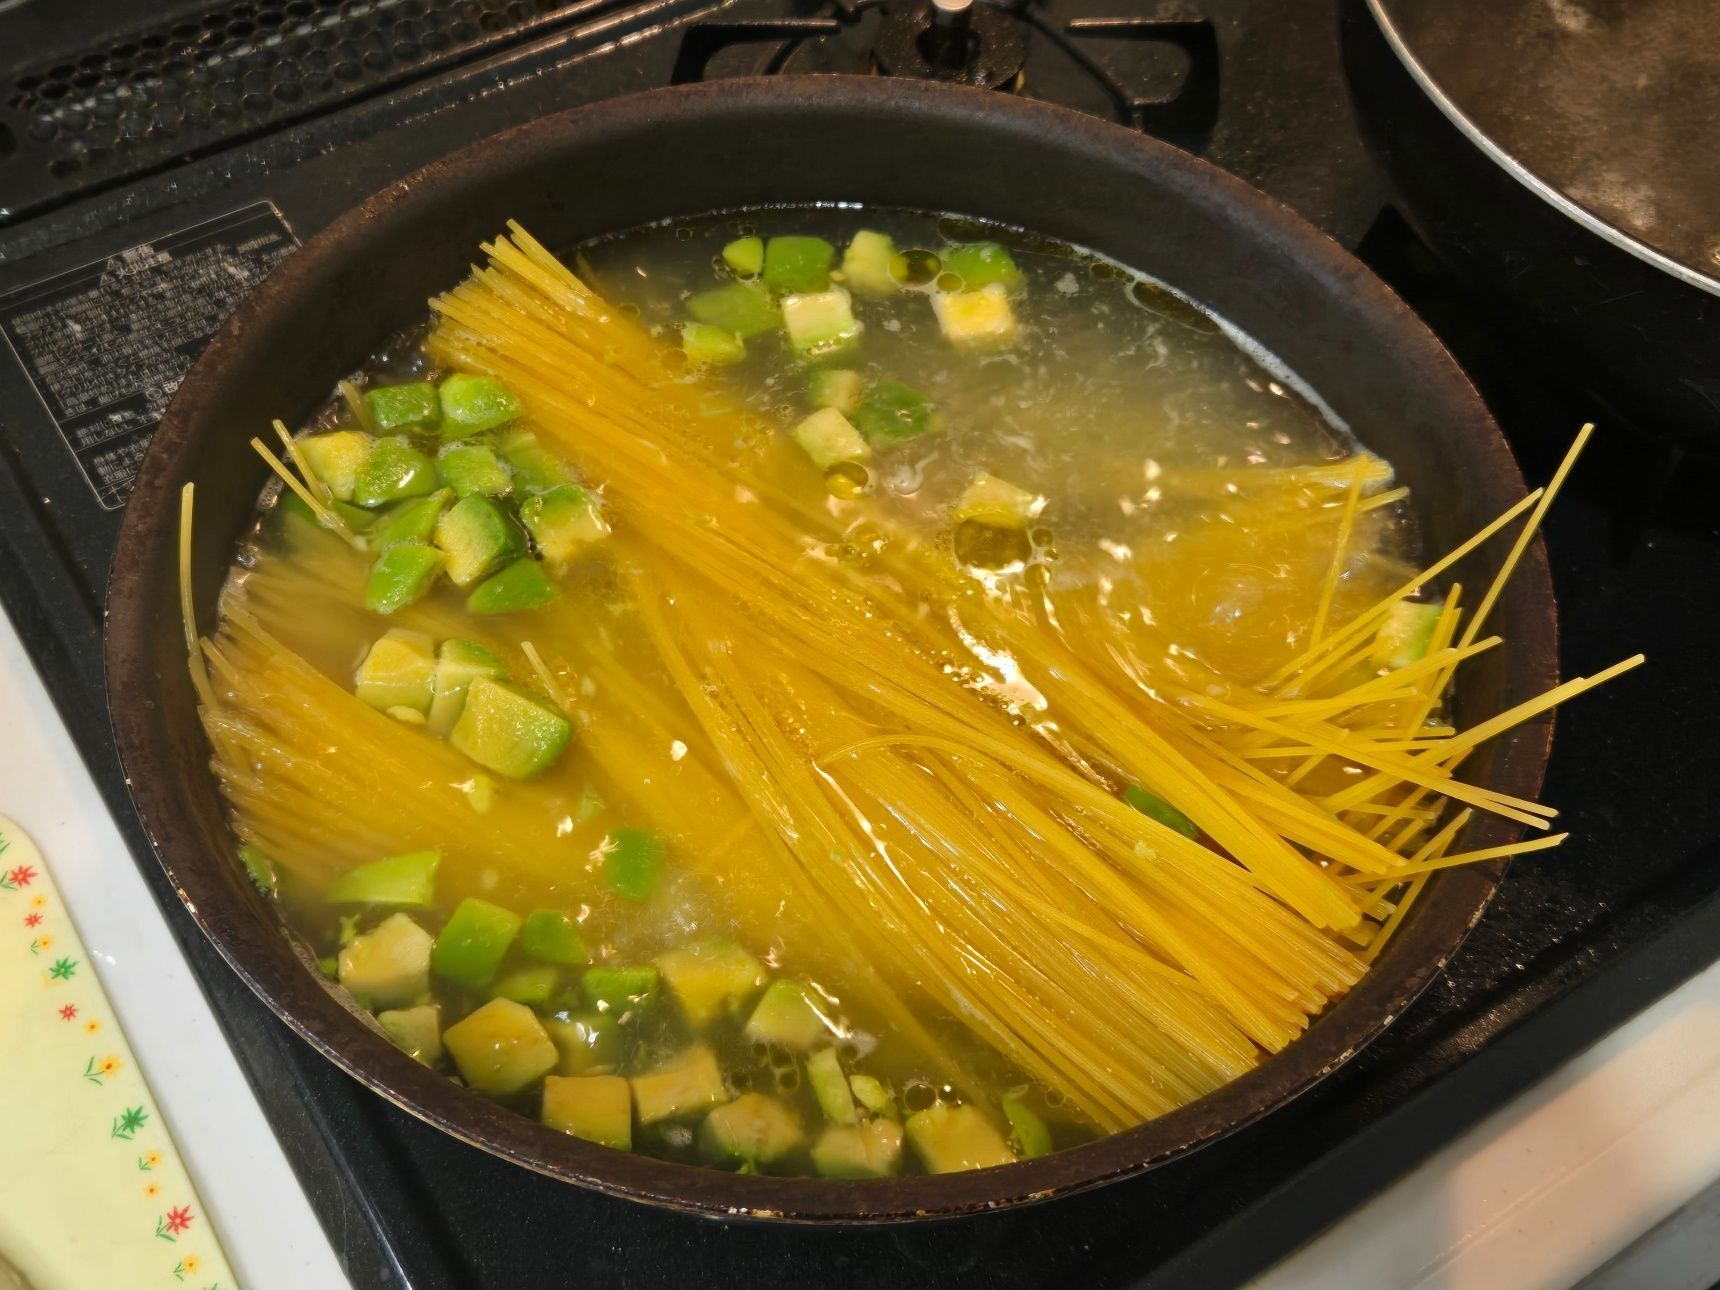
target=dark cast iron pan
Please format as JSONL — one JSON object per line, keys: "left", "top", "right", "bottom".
{"left": 105, "top": 76, "right": 1557, "bottom": 1223}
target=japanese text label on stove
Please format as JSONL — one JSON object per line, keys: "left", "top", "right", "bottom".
{"left": 0, "top": 204, "right": 299, "bottom": 511}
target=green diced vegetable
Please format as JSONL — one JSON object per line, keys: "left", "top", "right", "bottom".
{"left": 298, "top": 430, "right": 374, "bottom": 502}
{"left": 781, "top": 288, "right": 860, "bottom": 360}
{"left": 852, "top": 379, "right": 938, "bottom": 444}
{"left": 325, "top": 850, "right": 440, "bottom": 908}
{"left": 953, "top": 472, "right": 1042, "bottom": 529}
{"left": 438, "top": 373, "right": 522, "bottom": 438}
{"left": 1001, "top": 1088, "right": 1052, "bottom": 1159}
{"left": 364, "top": 543, "right": 445, "bottom": 615}
{"left": 632, "top": 1044, "right": 729, "bottom": 1125}
{"left": 847, "top": 1074, "right": 896, "bottom": 1119}
{"left": 687, "top": 282, "right": 779, "bottom": 339}
{"left": 812, "top": 1120, "right": 903, "bottom": 1179}
{"left": 520, "top": 909, "right": 588, "bottom": 966}
{"left": 238, "top": 844, "right": 277, "bottom": 895}
{"left": 491, "top": 965, "right": 560, "bottom": 1007}
{"left": 466, "top": 558, "right": 560, "bottom": 615}
{"left": 603, "top": 828, "right": 665, "bottom": 902}
{"left": 437, "top": 442, "right": 513, "bottom": 499}
{"left": 544, "top": 1011, "right": 622, "bottom": 1075}
{"left": 655, "top": 940, "right": 767, "bottom": 1028}
{"left": 448, "top": 676, "right": 571, "bottom": 779}
{"left": 840, "top": 230, "right": 898, "bottom": 298}
{"left": 332, "top": 500, "right": 377, "bottom": 532}
{"left": 519, "top": 485, "right": 609, "bottom": 574}
{"left": 377, "top": 1003, "right": 443, "bottom": 1064}
{"left": 366, "top": 380, "right": 441, "bottom": 431}
{"left": 352, "top": 437, "right": 439, "bottom": 508}
{"left": 1123, "top": 785, "right": 1199, "bottom": 840}
{"left": 442, "top": 997, "right": 558, "bottom": 1094}
{"left": 905, "top": 1103, "right": 1016, "bottom": 1173}
{"left": 744, "top": 979, "right": 833, "bottom": 1052}
{"left": 371, "top": 489, "right": 452, "bottom": 550}
{"left": 763, "top": 236, "right": 836, "bottom": 294}
{"left": 792, "top": 407, "right": 871, "bottom": 471}
{"left": 354, "top": 628, "right": 436, "bottom": 712}
{"left": 542, "top": 1074, "right": 632, "bottom": 1149}
{"left": 1373, "top": 600, "right": 1443, "bottom": 669}
{"left": 721, "top": 236, "right": 765, "bottom": 277}
{"left": 942, "top": 242, "right": 1023, "bottom": 292}
{"left": 700, "top": 1093, "right": 804, "bottom": 1168}
{"left": 807, "top": 368, "right": 864, "bottom": 414}
{"left": 497, "top": 428, "right": 575, "bottom": 494}
{"left": 431, "top": 897, "right": 522, "bottom": 990}
{"left": 435, "top": 494, "right": 526, "bottom": 589}
{"left": 426, "top": 638, "right": 508, "bottom": 737}
{"left": 933, "top": 282, "right": 1020, "bottom": 348}
{"left": 338, "top": 912, "right": 433, "bottom": 1009}
{"left": 807, "top": 1047, "right": 858, "bottom": 1126}
{"left": 681, "top": 322, "right": 746, "bottom": 367}
{"left": 581, "top": 964, "right": 659, "bottom": 1015}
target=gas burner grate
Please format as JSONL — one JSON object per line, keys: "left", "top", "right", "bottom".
{"left": 0, "top": 0, "right": 642, "bottom": 222}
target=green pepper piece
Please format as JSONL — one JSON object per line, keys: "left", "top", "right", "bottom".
{"left": 366, "top": 380, "right": 442, "bottom": 432}
{"left": 681, "top": 322, "right": 746, "bottom": 367}
{"left": 496, "top": 428, "right": 574, "bottom": 495}
{"left": 722, "top": 236, "right": 765, "bottom": 277}
{"left": 352, "top": 437, "right": 439, "bottom": 508}
{"left": 1001, "top": 1088, "right": 1053, "bottom": 1159}
{"left": 371, "top": 489, "right": 453, "bottom": 550}
{"left": 439, "top": 373, "right": 522, "bottom": 438}
{"left": 852, "top": 379, "right": 939, "bottom": 444}
{"left": 521, "top": 909, "right": 588, "bottom": 966}
{"left": 491, "top": 965, "right": 561, "bottom": 1007}
{"left": 763, "top": 236, "right": 836, "bottom": 294}
{"left": 687, "top": 282, "right": 779, "bottom": 339}
{"left": 581, "top": 964, "right": 660, "bottom": 1014}
{"left": 238, "top": 844, "right": 277, "bottom": 895}
{"left": 604, "top": 828, "right": 665, "bottom": 902}
{"left": 364, "top": 543, "right": 445, "bottom": 615}
{"left": 431, "top": 897, "right": 522, "bottom": 990}
{"left": 1123, "top": 785, "right": 1198, "bottom": 840}
{"left": 324, "top": 850, "right": 440, "bottom": 908}
{"left": 466, "top": 558, "right": 559, "bottom": 615}
{"left": 437, "top": 442, "right": 513, "bottom": 499}
{"left": 942, "top": 242, "right": 1023, "bottom": 292}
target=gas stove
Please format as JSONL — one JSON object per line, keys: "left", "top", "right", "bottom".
{"left": 2, "top": 2, "right": 1715, "bottom": 1286}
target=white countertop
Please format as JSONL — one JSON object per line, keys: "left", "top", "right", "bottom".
{"left": 2, "top": 599, "right": 1715, "bottom": 1290}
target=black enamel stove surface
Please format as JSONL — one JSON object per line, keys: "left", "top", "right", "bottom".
{"left": 0, "top": 1, "right": 1714, "bottom": 1285}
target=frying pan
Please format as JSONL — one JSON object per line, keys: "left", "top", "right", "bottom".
{"left": 104, "top": 76, "right": 1557, "bottom": 1221}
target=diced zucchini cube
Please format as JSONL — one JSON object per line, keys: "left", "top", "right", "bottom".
{"left": 581, "top": 964, "right": 659, "bottom": 1016}
{"left": 354, "top": 627, "right": 437, "bottom": 712}
{"left": 812, "top": 1119, "right": 903, "bottom": 1179}
{"left": 324, "top": 849, "right": 440, "bottom": 908}
{"left": 442, "top": 997, "right": 558, "bottom": 1095}
{"left": 840, "top": 230, "right": 898, "bottom": 298}
{"left": 377, "top": 1003, "right": 443, "bottom": 1064}
{"left": 352, "top": 437, "right": 439, "bottom": 508}
{"left": 792, "top": 407, "right": 871, "bottom": 471}
{"left": 852, "top": 379, "right": 938, "bottom": 444}
{"left": 438, "top": 373, "right": 522, "bottom": 438}
{"left": 942, "top": 242, "right": 1023, "bottom": 292}
{"left": 630, "top": 1044, "right": 729, "bottom": 1125}
{"left": 1372, "top": 600, "right": 1443, "bottom": 669}
{"left": 655, "top": 940, "right": 767, "bottom": 1029}
{"left": 298, "top": 430, "right": 374, "bottom": 502}
{"left": 847, "top": 1074, "right": 896, "bottom": 1119}
{"left": 238, "top": 844, "right": 277, "bottom": 895}
{"left": 699, "top": 1093, "right": 804, "bottom": 1168}
{"left": 722, "top": 236, "right": 765, "bottom": 278}
{"left": 497, "top": 428, "right": 575, "bottom": 494}
{"left": 431, "top": 897, "right": 522, "bottom": 990}
{"left": 449, "top": 676, "right": 572, "bottom": 779}
{"left": 681, "top": 323, "right": 746, "bottom": 368}
{"left": 687, "top": 282, "right": 779, "bottom": 339}
{"left": 426, "top": 637, "right": 509, "bottom": 737}
{"left": 763, "top": 235, "right": 836, "bottom": 294}
{"left": 904, "top": 1103, "right": 1016, "bottom": 1173}
{"left": 491, "top": 965, "right": 561, "bottom": 1007}
{"left": 366, "top": 380, "right": 442, "bottom": 432}
{"left": 520, "top": 909, "right": 588, "bottom": 966}
{"left": 371, "top": 489, "right": 453, "bottom": 550}
{"left": 933, "top": 282, "right": 1021, "bottom": 349}
{"left": 338, "top": 912, "right": 433, "bottom": 1009}
{"left": 466, "top": 558, "right": 560, "bottom": 616}
{"left": 807, "top": 1047, "right": 858, "bottom": 1126}
{"left": 603, "top": 828, "right": 665, "bottom": 902}
{"left": 437, "top": 442, "right": 513, "bottom": 499}
{"left": 743, "top": 979, "right": 834, "bottom": 1052}
{"left": 435, "top": 494, "right": 527, "bottom": 589}
{"left": 542, "top": 1074, "right": 633, "bottom": 1150}
{"left": 782, "top": 288, "right": 861, "bottom": 361}
{"left": 519, "top": 485, "right": 609, "bottom": 574}
{"left": 544, "top": 1011, "right": 622, "bottom": 1075}
{"left": 953, "top": 472, "right": 1043, "bottom": 528}
{"left": 1001, "top": 1088, "right": 1053, "bottom": 1159}
{"left": 364, "top": 542, "right": 445, "bottom": 615}
{"left": 806, "top": 368, "right": 865, "bottom": 414}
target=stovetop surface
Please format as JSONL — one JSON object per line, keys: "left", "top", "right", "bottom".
{"left": 1, "top": 2, "right": 1715, "bottom": 1286}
